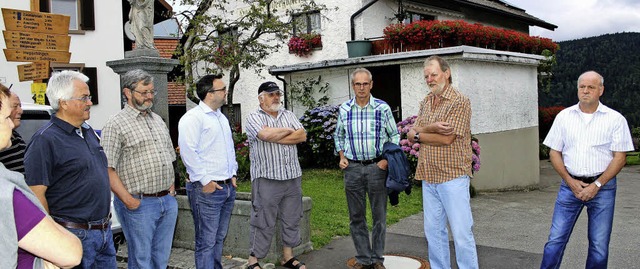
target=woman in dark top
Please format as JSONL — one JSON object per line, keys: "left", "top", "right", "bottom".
{"left": 0, "top": 83, "right": 82, "bottom": 268}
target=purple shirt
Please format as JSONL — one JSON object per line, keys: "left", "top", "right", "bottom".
{"left": 13, "top": 189, "right": 45, "bottom": 269}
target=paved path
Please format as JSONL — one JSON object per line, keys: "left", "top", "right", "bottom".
{"left": 118, "top": 161, "right": 640, "bottom": 268}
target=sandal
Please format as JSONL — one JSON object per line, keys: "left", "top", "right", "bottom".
{"left": 247, "top": 262, "right": 262, "bottom": 269}
{"left": 282, "top": 257, "right": 306, "bottom": 269}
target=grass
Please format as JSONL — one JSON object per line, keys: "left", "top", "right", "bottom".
{"left": 237, "top": 169, "right": 424, "bottom": 249}
{"left": 626, "top": 152, "right": 640, "bottom": 165}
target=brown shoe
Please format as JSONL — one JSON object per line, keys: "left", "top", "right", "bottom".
{"left": 352, "top": 262, "right": 371, "bottom": 269}
{"left": 372, "top": 262, "right": 386, "bottom": 269}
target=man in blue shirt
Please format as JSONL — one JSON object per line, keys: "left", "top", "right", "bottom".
{"left": 334, "top": 68, "right": 400, "bottom": 269}
{"left": 25, "top": 70, "right": 115, "bottom": 268}
{"left": 178, "top": 74, "right": 237, "bottom": 269}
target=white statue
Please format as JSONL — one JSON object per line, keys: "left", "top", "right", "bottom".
{"left": 128, "top": 0, "right": 155, "bottom": 50}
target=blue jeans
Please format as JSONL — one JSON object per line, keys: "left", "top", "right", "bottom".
{"left": 541, "top": 178, "right": 617, "bottom": 269}
{"left": 422, "top": 176, "right": 478, "bottom": 269}
{"left": 113, "top": 194, "right": 178, "bottom": 269}
{"left": 343, "top": 162, "right": 387, "bottom": 265}
{"left": 54, "top": 217, "right": 116, "bottom": 269}
{"left": 187, "top": 181, "right": 236, "bottom": 269}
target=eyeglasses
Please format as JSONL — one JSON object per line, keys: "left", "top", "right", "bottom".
{"left": 208, "top": 87, "right": 227, "bottom": 93}
{"left": 260, "top": 90, "right": 284, "bottom": 97}
{"left": 353, "top": 82, "right": 371, "bottom": 88}
{"left": 131, "top": 89, "right": 157, "bottom": 96}
{"left": 67, "top": 95, "right": 92, "bottom": 102}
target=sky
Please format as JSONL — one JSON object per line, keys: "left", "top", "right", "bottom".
{"left": 505, "top": 0, "right": 640, "bottom": 42}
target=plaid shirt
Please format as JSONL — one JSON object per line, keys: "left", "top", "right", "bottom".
{"left": 415, "top": 86, "right": 472, "bottom": 183}
{"left": 334, "top": 95, "right": 400, "bottom": 160}
{"left": 101, "top": 105, "right": 176, "bottom": 194}
{"left": 245, "top": 108, "right": 304, "bottom": 180}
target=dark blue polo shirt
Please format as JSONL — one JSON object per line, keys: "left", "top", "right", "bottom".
{"left": 24, "top": 115, "right": 110, "bottom": 223}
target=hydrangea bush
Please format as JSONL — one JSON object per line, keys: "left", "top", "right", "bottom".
{"left": 298, "top": 105, "right": 339, "bottom": 168}
{"left": 396, "top": 115, "right": 481, "bottom": 179}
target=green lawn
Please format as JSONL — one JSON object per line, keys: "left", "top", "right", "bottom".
{"left": 237, "top": 169, "right": 424, "bottom": 249}
{"left": 626, "top": 152, "right": 640, "bottom": 165}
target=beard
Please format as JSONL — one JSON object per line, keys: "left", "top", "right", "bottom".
{"left": 133, "top": 97, "right": 153, "bottom": 111}
{"left": 429, "top": 81, "right": 447, "bottom": 95}
{"left": 264, "top": 102, "right": 282, "bottom": 113}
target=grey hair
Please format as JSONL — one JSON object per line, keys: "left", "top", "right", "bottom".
{"left": 122, "top": 69, "right": 154, "bottom": 91}
{"left": 46, "top": 71, "right": 89, "bottom": 111}
{"left": 350, "top": 68, "right": 373, "bottom": 82}
{"left": 577, "top": 71, "right": 604, "bottom": 87}
{"left": 424, "top": 55, "right": 453, "bottom": 84}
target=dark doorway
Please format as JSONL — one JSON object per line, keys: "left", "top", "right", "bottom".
{"left": 368, "top": 65, "right": 402, "bottom": 122}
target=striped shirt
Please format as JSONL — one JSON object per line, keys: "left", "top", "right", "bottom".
{"left": 245, "top": 108, "right": 303, "bottom": 181}
{"left": 178, "top": 102, "right": 237, "bottom": 186}
{"left": 101, "top": 105, "right": 176, "bottom": 194}
{"left": 415, "top": 86, "right": 472, "bottom": 184}
{"left": 543, "top": 102, "right": 633, "bottom": 177}
{"left": 0, "top": 130, "right": 26, "bottom": 174}
{"left": 334, "top": 95, "right": 400, "bottom": 161}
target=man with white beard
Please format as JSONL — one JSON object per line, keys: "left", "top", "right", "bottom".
{"left": 101, "top": 69, "right": 178, "bottom": 268}
{"left": 244, "top": 82, "right": 308, "bottom": 269}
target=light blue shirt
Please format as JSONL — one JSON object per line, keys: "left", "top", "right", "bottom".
{"left": 178, "top": 102, "right": 237, "bottom": 186}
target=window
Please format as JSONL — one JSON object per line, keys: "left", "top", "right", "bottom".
{"left": 292, "top": 11, "right": 321, "bottom": 35}
{"left": 403, "top": 11, "right": 435, "bottom": 24}
{"left": 40, "top": 0, "right": 95, "bottom": 31}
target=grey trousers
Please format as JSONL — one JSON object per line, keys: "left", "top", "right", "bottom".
{"left": 343, "top": 162, "right": 388, "bottom": 265}
{"left": 249, "top": 177, "right": 303, "bottom": 258}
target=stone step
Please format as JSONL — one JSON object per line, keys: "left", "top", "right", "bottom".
{"left": 116, "top": 242, "right": 248, "bottom": 269}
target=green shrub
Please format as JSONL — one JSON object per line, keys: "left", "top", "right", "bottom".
{"left": 540, "top": 143, "right": 550, "bottom": 160}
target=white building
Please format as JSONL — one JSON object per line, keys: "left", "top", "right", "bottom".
{"left": 203, "top": 0, "right": 556, "bottom": 190}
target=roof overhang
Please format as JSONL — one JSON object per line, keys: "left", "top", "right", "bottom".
{"left": 269, "top": 46, "right": 545, "bottom": 75}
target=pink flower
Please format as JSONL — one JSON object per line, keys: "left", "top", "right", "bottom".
{"left": 412, "top": 143, "right": 420, "bottom": 150}
{"left": 410, "top": 149, "right": 417, "bottom": 156}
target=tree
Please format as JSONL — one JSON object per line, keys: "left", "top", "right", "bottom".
{"left": 173, "top": 0, "right": 329, "bottom": 127}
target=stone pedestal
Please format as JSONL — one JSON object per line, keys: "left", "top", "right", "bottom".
{"left": 106, "top": 55, "right": 178, "bottom": 127}
{"left": 173, "top": 192, "right": 314, "bottom": 263}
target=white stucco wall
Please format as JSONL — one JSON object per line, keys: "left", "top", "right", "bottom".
{"left": 0, "top": 1, "right": 124, "bottom": 130}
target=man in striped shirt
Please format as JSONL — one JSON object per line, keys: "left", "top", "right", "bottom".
{"left": 245, "top": 81, "right": 307, "bottom": 269}
{"left": 334, "top": 68, "right": 400, "bottom": 269}
{"left": 540, "top": 71, "right": 633, "bottom": 268}
{"left": 0, "top": 91, "right": 26, "bottom": 174}
{"left": 407, "top": 56, "right": 478, "bottom": 269}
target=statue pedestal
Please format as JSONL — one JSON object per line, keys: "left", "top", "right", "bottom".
{"left": 106, "top": 55, "right": 178, "bottom": 127}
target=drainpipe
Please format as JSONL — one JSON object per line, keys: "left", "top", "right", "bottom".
{"left": 275, "top": 75, "right": 289, "bottom": 110}
{"left": 350, "top": 0, "right": 379, "bottom": 41}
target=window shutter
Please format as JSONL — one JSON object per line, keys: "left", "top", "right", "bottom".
{"left": 83, "top": 67, "right": 99, "bottom": 104}
{"left": 80, "top": 0, "right": 95, "bottom": 30}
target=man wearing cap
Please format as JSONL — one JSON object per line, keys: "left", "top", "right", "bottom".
{"left": 334, "top": 68, "right": 400, "bottom": 269}
{"left": 245, "top": 82, "right": 307, "bottom": 269}
{"left": 178, "top": 74, "right": 237, "bottom": 269}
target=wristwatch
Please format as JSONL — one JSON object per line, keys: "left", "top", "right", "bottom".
{"left": 413, "top": 132, "right": 420, "bottom": 142}
{"left": 594, "top": 180, "right": 602, "bottom": 188}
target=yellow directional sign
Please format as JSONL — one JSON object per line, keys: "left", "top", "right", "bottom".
{"left": 17, "top": 62, "right": 50, "bottom": 82}
{"left": 2, "top": 8, "right": 69, "bottom": 35}
{"left": 4, "top": 49, "right": 71, "bottom": 63}
{"left": 3, "top": 31, "right": 70, "bottom": 51}
{"left": 31, "top": 82, "right": 47, "bottom": 105}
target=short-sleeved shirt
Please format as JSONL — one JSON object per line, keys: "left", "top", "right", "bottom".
{"left": 101, "top": 105, "right": 176, "bottom": 194}
{"left": 414, "top": 86, "right": 472, "bottom": 184}
{"left": 24, "top": 115, "right": 111, "bottom": 222}
{"left": 245, "top": 108, "right": 304, "bottom": 180}
{"left": 543, "top": 102, "right": 634, "bottom": 176}
{"left": 334, "top": 95, "right": 400, "bottom": 160}
{"left": 0, "top": 130, "right": 27, "bottom": 174}
{"left": 14, "top": 189, "right": 45, "bottom": 269}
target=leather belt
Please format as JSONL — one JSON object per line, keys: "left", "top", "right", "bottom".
{"left": 133, "top": 190, "right": 170, "bottom": 199}
{"left": 55, "top": 215, "right": 110, "bottom": 230}
{"left": 570, "top": 173, "right": 602, "bottom": 184}
{"left": 348, "top": 156, "right": 383, "bottom": 165}
{"left": 215, "top": 178, "right": 232, "bottom": 185}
